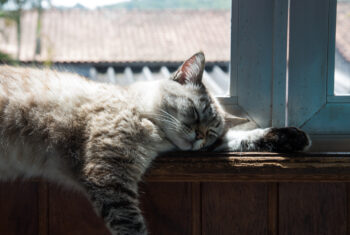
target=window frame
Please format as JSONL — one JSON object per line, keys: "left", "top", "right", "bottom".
{"left": 287, "top": 0, "right": 350, "bottom": 151}
{"left": 223, "top": 0, "right": 289, "bottom": 128}
{"left": 226, "top": 0, "right": 350, "bottom": 151}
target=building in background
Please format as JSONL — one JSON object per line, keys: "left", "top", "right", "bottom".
{"left": 335, "top": 1, "right": 350, "bottom": 94}
{"left": 0, "top": 9, "right": 231, "bottom": 95}
{"left": 0, "top": 2, "right": 349, "bottom": 94}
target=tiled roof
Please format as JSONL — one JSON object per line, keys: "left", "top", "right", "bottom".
{"left": 337, "top": 2, "right": 350, "bottom": 62}
{"left": 1, "top": 6, "right": 349, "bottom": 64}
{"left": 0, "top": 9, "right": 231, "bottom": 63}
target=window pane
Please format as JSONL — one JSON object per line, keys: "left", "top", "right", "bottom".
{"left": 0, "top": 0, "right": 231, "bottom": 96}
{"left": 335, "top": 0, "right": 350, "bottom": 95}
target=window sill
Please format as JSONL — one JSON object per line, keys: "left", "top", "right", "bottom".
{"left": 145, "top": 152, "right": 350, "bottom": 182}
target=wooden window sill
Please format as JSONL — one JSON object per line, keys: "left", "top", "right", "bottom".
{"left": 145, "top": 152, "right": 350, "bottom": 182}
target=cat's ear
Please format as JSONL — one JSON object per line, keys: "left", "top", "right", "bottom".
{"left": 224, "top": 113, "right": 250, "bottom": 127}
{"left": 172, "top": 51, "right": 205, "bottom": 85}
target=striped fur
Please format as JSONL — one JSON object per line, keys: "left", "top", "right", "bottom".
{"left": 0, "top": 52, "right": 310, "bottom": 235}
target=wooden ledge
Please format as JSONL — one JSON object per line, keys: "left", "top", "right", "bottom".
{"left": 145, "top": 152, "right": 350, "bottom": 182}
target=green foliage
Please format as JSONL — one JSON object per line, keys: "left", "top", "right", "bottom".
{"left": 0, "top": 51, "right": 16, "bottom": 64}
{"left": 0, "top": 0, "right": 43, "bottom": 60}
{"left": 104, "top": 0, "right": 231, "bottom": 10}
{"left": 0, "top": 0, "right": 8, "bottom": 6}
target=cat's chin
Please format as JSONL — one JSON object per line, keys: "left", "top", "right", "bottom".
{"left": 176, "top": 142, "right": 193, "bottom": 151}
{"left": 171, "top": 138, "right": 193, "bottom": 151}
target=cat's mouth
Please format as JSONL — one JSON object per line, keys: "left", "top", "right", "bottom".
{"left": 165, "top": 129, "right": 205, "bottom": 151}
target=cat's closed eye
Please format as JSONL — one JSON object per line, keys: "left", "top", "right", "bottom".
{"left": 207, "top": 129, "right": 218, "bottom": 137}
{"left": 182, "top": 106, "right": 199, "bottom": 125}
{"left": 192, "top": 106, "right": 200, "bottom": 123}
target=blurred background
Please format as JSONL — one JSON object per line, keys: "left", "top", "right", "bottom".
{"left": 0, "top": 0, "right": 231, "bottom": 96}
{"left": 0, "top": 0, "right": 349, "bottom": 95}
{"left": 335, "top": 0, "right": 350, "bottom": 94}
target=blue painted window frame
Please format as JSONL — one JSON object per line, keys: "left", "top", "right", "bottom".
{"left": 287, "top": 0, "right": 350, "bottom": 151}
{"left": 227, "top": 0, "right": 288, "bottom": 128}
{"left": 228, "top": 0, "right": 349, "bottom": 150}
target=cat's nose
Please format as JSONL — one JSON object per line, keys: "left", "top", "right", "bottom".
{"left": 195, "top": 130, "right": 205, "bottom": 140}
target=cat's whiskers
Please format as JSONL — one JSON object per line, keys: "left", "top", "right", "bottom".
{"left": 143, "top": 110, "right": 193, "bottom": 140}
{"left": 146, "top": 115, "right": 181, "bottom": 132}
{"left": 159, "top": 110, "right": 181, "bottom": 124}
{"left": 159, "top": 110, "right": 193, "bottom": 136}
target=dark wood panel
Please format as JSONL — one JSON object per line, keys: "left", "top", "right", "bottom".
{"left": 48, "top": 185, "right": 110, "bottom": 235}
{"left": 348, "top": 184, "right": 350, "bottom": 235}
{"left": 202, "top": 183, "right": 269, "bottom": 235}
{"left": 279, "top": 183, "right": 347, "bottom": 235}
{"left": 191, "top": 182, "right": 201, "bottom": 235}
{"left": 38, "top": 182, "right": 48, "bottom": 235}
{"left": 268, "top": 183, "right": 278, "bottom": 235}
{"left": 0, "top": 181, "right": 39, "bottom": 235}
{"left": 140, "top": 182, "right": 192, "bottom": 235}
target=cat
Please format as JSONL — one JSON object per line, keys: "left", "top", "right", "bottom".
{"left": 0, "top": 52, "right": 310, "bottom": 235}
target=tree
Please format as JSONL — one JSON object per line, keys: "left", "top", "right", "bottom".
{"left": 0, "top": 0, "right": 48, "bottom": 61}
{"left": 0, "top": 0, "right": 26, "bottom": 60}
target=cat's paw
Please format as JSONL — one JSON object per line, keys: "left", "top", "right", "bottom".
{"left": 260, "top": 127, "right": 311, "bottom": 152}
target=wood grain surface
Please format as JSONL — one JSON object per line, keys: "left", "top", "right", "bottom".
{"left": 202, "top": 182, "right": 269, "bottom": 235}
{"left": 48, "top": 184, "right": 110, "bottom": 235}
{"left": 139, "top": 182, "right": 192, "bottom": 235}
{"left": 1, "top": 153, "right": 350, "bottom": 235}
{"left": 145, "top": 152, "right": 350, "bottom": 182}
{"left": 0, "top": 181, "right": 39, "bottom": 235}
{"left": 279, "top": 183, "right": 347, "bottom": 235}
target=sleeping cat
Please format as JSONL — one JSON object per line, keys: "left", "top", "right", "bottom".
{"left": 0, "top": 52, "right": 310, "bottom": 235}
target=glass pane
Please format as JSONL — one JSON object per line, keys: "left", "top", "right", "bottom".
{"left": 0, "top": 0, "right": 231, "bottom": 96}
{"left": 335, "top": 0, "right": 350, "bottom": 95}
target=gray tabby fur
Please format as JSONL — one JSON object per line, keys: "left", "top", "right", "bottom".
{"left": 0, "top": 52, "right": 310, "bottom": 235}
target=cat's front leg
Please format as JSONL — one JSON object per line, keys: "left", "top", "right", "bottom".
{"left": 80, "top": 165, "right": 147, "bottom": 235}
{"left": 216, "top": 127, "right": 311, "bottom": 152}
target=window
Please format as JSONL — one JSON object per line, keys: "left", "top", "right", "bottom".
{"left": 229, "top": 0, "right": 350, "bottom": 151}
{"left": 227, "top": 0, "right": 289, "bottom": 128}
{"left": 1, "top": 0, "right": 348, "bottom": 151}
{"left": 287, "top": 0, "right": 350, "bottom": 151}
{"left": 334, "top": 0, "right": 350, "bottom": 95}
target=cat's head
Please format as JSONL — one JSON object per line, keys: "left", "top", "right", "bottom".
{"left": 156, "top": 52, "right": 248, "bottom": 151}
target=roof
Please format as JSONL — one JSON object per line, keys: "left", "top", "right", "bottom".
{"left": 337, "top": 2, "right": 350, "bottom": 62}
{"left": 87, "top": 65, "right": 230, "bottom": 96}
{"left": 0, "top": 9, "right": 231, "bottom": 63}
{"left": 0, "top": 6, "right": 349, "bottom": 64}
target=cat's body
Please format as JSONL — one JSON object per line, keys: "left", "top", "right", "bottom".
{"left": 0, "top": 66, "right": 172, "bottom": 182}
{"left": 0, "top": 52, "right": 310, "bottom": 235}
